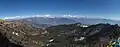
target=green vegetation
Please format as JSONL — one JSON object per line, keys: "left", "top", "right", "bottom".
{"left": 0, "top": 19, "right": 5, "bottom": 22}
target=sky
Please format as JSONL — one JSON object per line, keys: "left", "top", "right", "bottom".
{"left": 0, "top": 0, "right": 120, "bottom": 20}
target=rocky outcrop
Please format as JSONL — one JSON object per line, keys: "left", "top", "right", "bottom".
{"left": 0, "top": 21, "right": 47, "bottom": 47}
{"left": 0, "top": 29, "right": 23, "bottom": 47}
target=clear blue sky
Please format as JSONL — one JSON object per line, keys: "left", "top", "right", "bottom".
{"left": 0, "top": 0, "right": 120, "bottom": 19}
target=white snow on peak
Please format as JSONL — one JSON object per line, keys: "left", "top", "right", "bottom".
{"left": 62, "top": 15, "right": 78, "bottom": 18}
{"left": 62, "top": 15, "right": 87, "bottom": 18}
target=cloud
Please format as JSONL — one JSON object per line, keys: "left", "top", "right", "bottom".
{"left": 3, "top": 14, "right": 119, "bottom": 21}
{"left": 2, "top": 15, "right": 34, "bottom": 20}
{"left": 3, "top": 14, "right": 87, "bottom": 20}
{"left": 2, "top": 15, "right": 52, "bottom": 19}
{"left": 3, "top": 16, "right": 21, "bottom": 19}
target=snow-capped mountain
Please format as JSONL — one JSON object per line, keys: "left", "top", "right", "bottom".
{"left": 4, "top": 15, "right": 120, "bottom": 28}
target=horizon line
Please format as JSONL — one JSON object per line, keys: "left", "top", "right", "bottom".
{"left": 1, "top": 14, "right": 120, "bottom": 21}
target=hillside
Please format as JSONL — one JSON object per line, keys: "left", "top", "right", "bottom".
{"left": 0, "top": 21, "right": 120, "bottom": 47}
{"left": 0, "top": 30, "right": 23, "bottom": 47}
{"left": 45, "top": 23, "right": 120, "bottom": 47}
{"left": 0, "top": 21, "right": 49, "bottom": 47}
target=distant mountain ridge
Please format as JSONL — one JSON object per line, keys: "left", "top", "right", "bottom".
{"left": 6, "top": 17, "right": 120, "bottom": 28}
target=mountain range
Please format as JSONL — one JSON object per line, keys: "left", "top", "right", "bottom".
{"left": 6, "top": 17, "right": 120, "bottom": 28}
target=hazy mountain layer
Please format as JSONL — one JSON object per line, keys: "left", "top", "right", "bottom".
{"left": 6, "top": 17, "right": 120, "bottom": 28}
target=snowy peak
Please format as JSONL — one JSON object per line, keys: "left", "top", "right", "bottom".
{"left": 62, "top": 15, "right": 78, "bottom": 18}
